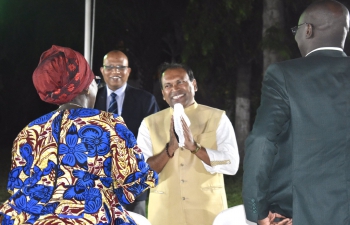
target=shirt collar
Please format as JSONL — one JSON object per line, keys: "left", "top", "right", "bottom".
{"left": 106, "top": 83, "right": 127, "bottom": 97}
{"left": 305, "top": 47, "right": 343, "bottom": 57}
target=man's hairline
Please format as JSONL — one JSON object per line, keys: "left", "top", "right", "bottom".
{"left": 160, "top": 68, "right": 192, "bottom": 90}
{"left": 102, "top": 51, "right": 129, "bottom": 66}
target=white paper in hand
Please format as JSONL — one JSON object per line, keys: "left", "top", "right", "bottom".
{"left": 173, "top": 103, "right": 191, "bottom": 147}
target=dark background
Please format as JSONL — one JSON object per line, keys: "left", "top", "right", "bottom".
{"left": 1, "top": 0, "right": 350, "bottom": 150}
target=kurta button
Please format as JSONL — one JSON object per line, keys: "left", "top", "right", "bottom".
{"left": 182, "top": 197, "right": 185, "bottom": 200}
{"left": 180, "top": 163, "right": 184, "bottom": 166}
{"left": 181, "top": 179, "right": 184, "bottom": 183}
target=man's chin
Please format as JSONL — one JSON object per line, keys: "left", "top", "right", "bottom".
{"left": 107, "top": 83, "right": 123, "bottom": 91}
{"left": 170, "top": 101, "right": 184, "bottom": 108}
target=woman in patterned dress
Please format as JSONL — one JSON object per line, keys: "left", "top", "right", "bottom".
{"left": 0, "top": 45, "right": 158, "bottom": 225}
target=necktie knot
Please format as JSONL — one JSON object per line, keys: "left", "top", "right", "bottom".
{"left": 111, "top": 92, "right": 117, "bottom": 101}
{"left": 108, "top": 93, "right": 118, "bottom": 113}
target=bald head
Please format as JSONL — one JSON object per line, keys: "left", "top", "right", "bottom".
{"left": 295, "top": 0, "right": 349, "bottom": 56}
{"left": 103, "top": 50, "right": 128, "bottom": 64}
{"left": 303, "top": 0, "right": 349, "bottom": 30}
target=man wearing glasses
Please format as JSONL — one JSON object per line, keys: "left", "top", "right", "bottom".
{"left": 94, "top": 50, "right": 159, "bottom": 217}
{"left": 243, "top": 0, "right": 350, "bottom": 225}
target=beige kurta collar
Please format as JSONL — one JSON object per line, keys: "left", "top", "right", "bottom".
{"left": 169, "top": 101, "right": 198, "bottom": 114}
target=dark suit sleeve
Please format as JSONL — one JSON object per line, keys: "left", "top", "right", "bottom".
{"left": 94, "top": 87, "right": 107, "bottom": 111}
{"left": 242, "top": 64, "right": 290, "bottom": 222}
{"left": 145, "top": 95, "right": 160, "bottom": 116}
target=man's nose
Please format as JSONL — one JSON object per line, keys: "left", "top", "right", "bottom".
{"left": 111, "top": 68, "right": 121, "bottom": 73}
{"left": 171, "top": 84, "right": 179, "bottom": 91}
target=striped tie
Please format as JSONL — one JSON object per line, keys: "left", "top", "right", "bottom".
{"left": 108, "top": 93, "right": 118, "bottom": 114}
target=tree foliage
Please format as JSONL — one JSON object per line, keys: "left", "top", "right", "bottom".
{"left": 182, "top": 0, "right": 257, "bottom": 78}
{"left": 181, "top": 0, "right": 261, "bottom": 109}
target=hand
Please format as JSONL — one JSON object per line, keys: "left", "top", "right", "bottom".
{"left": 180, "top": 116, "right": 196, "bottom": 151}
{"left": 169, "top": 117, "right": 179, "bottom": 151}
{"left": 258, "top": 211, "right": 292, "bottom": 225}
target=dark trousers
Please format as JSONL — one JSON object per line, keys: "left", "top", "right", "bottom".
{"left": 123, "top": 200, "right": 146, "bottom": 217}
{"left": 123, "top": 189, "right": 149, "bottom": 217}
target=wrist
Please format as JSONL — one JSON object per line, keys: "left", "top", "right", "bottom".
{"left": 190, "top": 141, "right": 201, "bottom": 154}
{"left": 165, "top": 143, "right": 174, "bottom": 158}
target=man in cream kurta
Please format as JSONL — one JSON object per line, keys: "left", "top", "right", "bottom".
{"left": 137, "top": 62, "right": 239, "bottom": 225}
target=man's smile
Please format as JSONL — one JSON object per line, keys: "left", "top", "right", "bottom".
{"left": 172, "top": 94, "right": 184, "bottom": 100}
{"left": 109, "top": 75, "right": 122, "bottom": 80}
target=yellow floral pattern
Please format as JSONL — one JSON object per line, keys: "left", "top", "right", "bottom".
{"left": 0, "top": 108, "right": 158, "bottom": 224}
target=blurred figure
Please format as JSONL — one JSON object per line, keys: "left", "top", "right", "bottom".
{"left": 137, "top": 62, "right": 240, "bottom": 225}
{"left": 0, "top": 45, "right": 158, "bottom": 224}
{"left": 243, "top": 1, "right": 350, "bottom": 225}
{"left": 94, "top": 50, "right": 159, "bottom": 216}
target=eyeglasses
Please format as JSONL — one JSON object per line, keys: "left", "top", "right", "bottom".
{"left": 103, "top": 65, "right": 128, "bottom": 72}
{"left": 95, "top": 75, "right": 102, "bottom": 86}
{"left": 291, "top": 23, "right": 309, "bottom": 36}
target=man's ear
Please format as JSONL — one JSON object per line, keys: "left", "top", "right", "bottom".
{"left": 306, "top": 23, "right": 313, "bottom": 39}
{"left": 193, "top": 79, "right": 198, "bottom": 92}
{"left": 161, "top": 89, "right": 165, "bottom": 100}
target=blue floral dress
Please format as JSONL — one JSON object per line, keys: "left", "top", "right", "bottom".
{"left": 0, "top": 108, "right": 158, "bottom": 224}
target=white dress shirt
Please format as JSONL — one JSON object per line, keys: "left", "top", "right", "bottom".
{"left": 106, "top": 83, "right": 127, "bottom": 115}
{"left": 305, "top": 47, "right": 343, "bottom": 57}
{"left": 137, "top": 113, "right": 240, "bottom": 175}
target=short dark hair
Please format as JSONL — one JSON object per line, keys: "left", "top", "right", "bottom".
{"left": 158, "top": 62, "right": 195, "bottom": 89}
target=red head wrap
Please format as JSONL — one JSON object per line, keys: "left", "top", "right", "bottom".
{"left": 32, "top": 45, "right": 94, "bottom": 105}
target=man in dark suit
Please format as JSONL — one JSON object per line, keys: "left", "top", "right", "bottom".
{"left": 94, "top": 50, "right": 159, "bottom": 216}
{"left": 243, "top": 1, "right": 350, "bottom": 225}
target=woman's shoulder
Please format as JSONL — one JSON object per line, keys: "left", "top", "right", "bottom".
{"left": 28, "top": 111, "right": 59, "bottom": 128}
